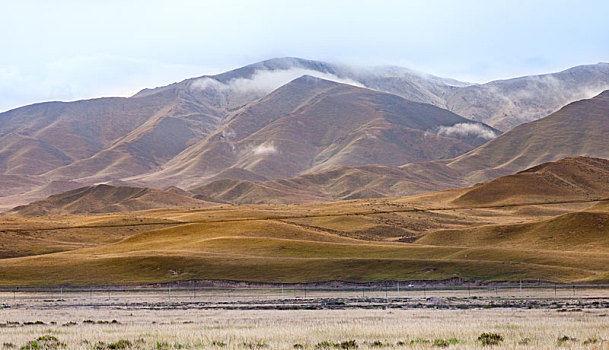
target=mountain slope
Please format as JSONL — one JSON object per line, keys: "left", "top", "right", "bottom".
{"left": 1, "top": 57, "right": 608, "bottom": 209}
{"left": 445, "top": 90, "right": 609, "bottom": 183}
{"left": 133, "top": 76, "right": 497, "bottom": 189}
{"left": 9, "top": 184, "right": 214, "bottom": 215}
{"left": 447, "top": 63, "right": 609, "bottom": 130}
{"left": 189, "top": 86, "right": 609, "bottom": 206}
{"left": 190, "top": 163, "right": 468, "bottom": 204}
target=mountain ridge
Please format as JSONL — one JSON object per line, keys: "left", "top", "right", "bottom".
{"left": 1, "top": 58, "right": 609, "bottom": 209}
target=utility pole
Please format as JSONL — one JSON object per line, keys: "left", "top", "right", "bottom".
{"left": 397, "top": 282, "right": 400, "bottom": 298}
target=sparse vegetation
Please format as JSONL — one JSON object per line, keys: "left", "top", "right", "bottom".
{"left": 582, "top": 337, "right": 598, "bottom": 345}
{"left": 477, "top": 333, "right": 503, "bottom": 346}
{"left": 315, "top": 340, "right": 357, "bottom": 349}
{"left": 433, "top": 338, "right": 461, "bottom": 347}
{"left": 92, "top": 340, "right": 132, "bottom": 350}
{"left": 557, "top": 335, "right": 577, "bottom": 345}
{"left": 20, "top": 336, "right": 65, "bottom": 350}
{"left": 242, "top": 340, "right": 267, "bottom": 349}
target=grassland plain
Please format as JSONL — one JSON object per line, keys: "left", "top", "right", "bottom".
{"left": 0, "top": 306, "right": 608, "bottom": 349}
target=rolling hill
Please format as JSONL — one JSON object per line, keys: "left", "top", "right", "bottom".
{"left": 452, "top": 156, "right": 609, "bottom": 206}
{"left": 416, "top": 210, "right": 609, "bottom": 253}
{"left": 2, "top": 159, "right": 609, "bottom": 285}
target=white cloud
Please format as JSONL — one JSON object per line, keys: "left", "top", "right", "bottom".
{"left": 191, "top": 77, "right": 229, "bottom": 91}
{"left": 252, "top": 142, "right": 278, "bottom": 155}
{"left": 192, "top": 68, "right": 364, "bottom": 94}
{"left": 436, "top": 123, "right": 497, "bottom": 140}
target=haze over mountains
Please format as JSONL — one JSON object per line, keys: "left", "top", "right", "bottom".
{"left": 1, "top": 57, "right": 609, "bottom": 210}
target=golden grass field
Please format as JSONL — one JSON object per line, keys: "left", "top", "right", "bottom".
{"left": 1, "top": 180, "right": 609, "bottom": 286}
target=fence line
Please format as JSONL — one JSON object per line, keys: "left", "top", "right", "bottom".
{"left": 2, "top": 283, "right": 609, "bottom": 303}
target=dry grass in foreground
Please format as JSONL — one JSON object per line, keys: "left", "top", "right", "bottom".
{"left": 0, "top": 307, "right": 607, "bottom": 349}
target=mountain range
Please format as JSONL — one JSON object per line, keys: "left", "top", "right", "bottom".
{"left": 1, "top": 57, "right": 609, "bottom": 211}
{"left": 125, "top": 90, "right": 609, "bottom": 206}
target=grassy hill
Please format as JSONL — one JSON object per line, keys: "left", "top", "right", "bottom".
{"left": 1, "top": 213, "right": 607, "bottom": 286}
{"left": 452, "top": 156, "right": 609, "bottom": 206}
{"left": 2, "top": 157, "right": 609, "bottom": 286}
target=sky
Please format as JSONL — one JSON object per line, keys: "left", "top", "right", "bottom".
{"left": 1, "top": 0, "right": 608, "bottom": 112}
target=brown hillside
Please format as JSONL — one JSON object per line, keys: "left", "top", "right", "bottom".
{"left": 192, "top": 91, "right": 609, "bottom": 205}
{"left": 416, "top": 211, "right": 609, "bottom": 253}
{"left": 137, "top": 75, "right": 497, "bottom": 189}
{"left": 191, "top": 164, "right": 469, "bottom": 204}
{"left": 447, "top": 90, "right": 609, "bottom": 183}
{"left": 446, "top": 63, "right": 609, "bottom": 131}
{"left": 9, "top": 184, "right": 215, "bottom": 216}
{"left": 453, "top": 157, "right": 609, "bottom": 206}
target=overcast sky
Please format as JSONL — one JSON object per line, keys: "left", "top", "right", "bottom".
{"left": 1, "top": 0, "right": 608, "bottom": 112}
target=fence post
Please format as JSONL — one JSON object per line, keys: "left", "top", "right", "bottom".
{"left": 519, "top": 280, "right": 522, "bottom": 297}
{"left": 168, "top": 286, "right": 171, "bottom": 300}
{"left": 397, "top": 282, "right": 400, "bottom": 297}
{"left": 60, "top": 287, "right": 63, "bottom": 301}
{"left": 554, "top": 283, "right": 557, "bottom": 297}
